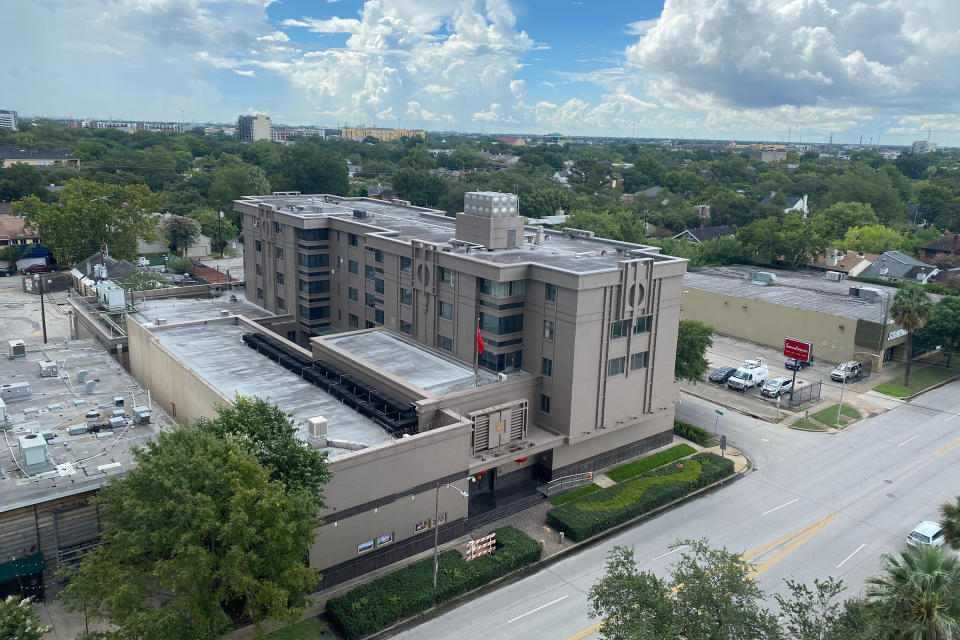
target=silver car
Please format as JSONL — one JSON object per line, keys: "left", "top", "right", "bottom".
{"left": 761, "top": 376, "right": 793, "bottom": 398}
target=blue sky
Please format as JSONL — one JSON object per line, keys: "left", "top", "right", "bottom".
{"left": 4, "top": 0, "right": 960, "bottom": 145}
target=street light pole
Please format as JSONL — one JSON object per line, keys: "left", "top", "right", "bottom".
{"left": 218, "top": 210, "right": 225, "bottom": 259}
{"left": 836, "top": 352, "right": 850, "bottom": 427}
{"left": 432, "top": 482, "right": 469, "bottom": 589}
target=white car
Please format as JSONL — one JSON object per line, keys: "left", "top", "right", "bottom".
{"left": 907, "top": 520, "right": 946, "bottom": 548}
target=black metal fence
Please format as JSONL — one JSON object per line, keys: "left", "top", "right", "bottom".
{"left": 784, "top": 380, "right": 822, "bottom": 408}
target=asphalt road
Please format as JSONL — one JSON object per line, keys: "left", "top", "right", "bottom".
{"left": 392, "top": 386, "right": 960, "bottom": 640}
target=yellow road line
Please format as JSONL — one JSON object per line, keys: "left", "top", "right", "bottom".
{"left": 937, "top": 438, "right": 960, "bottom": 456}
{"left": 565, "top": 514, "right": 837, "bottom": 640}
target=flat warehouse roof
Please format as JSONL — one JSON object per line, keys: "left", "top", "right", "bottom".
{"left": 324, "top": 330, "right": 501, "bottom": 394}
{"left": 131, "top": 293, "right": 272, "bottom": 325}
{"left": 152, "top": 322, "right": 393, "bottom": 450}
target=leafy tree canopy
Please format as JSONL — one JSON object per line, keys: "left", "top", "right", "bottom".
{"left": 675, "top": 320, "right": 714, "bottom": 381}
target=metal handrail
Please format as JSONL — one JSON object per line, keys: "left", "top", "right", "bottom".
{"left": 541, "top": 471, "right": 594, "bottom": 496}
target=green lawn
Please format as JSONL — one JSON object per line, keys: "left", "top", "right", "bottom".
{"left": 267, "top": 617, "right": 333, "bottom": 639}
{"left": 791, "top": 419, "right": 828, "bottom": 432}
{"left": 606, "top": 444, "right": 697, "bottom": 483}
{"left": 809, "top": 404, "right": 861, "bottom": 426}
{"left": 549, "top": 483, "right": 601, "bottom": 506}
{"left": 873, "top": 364, "right": 960, "bottom": 398}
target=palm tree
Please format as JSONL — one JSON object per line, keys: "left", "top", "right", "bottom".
{"left": 865, "top": 544, "right": 960, "bottom": 640}
{"left": 940, "top": 497, "right": 960, "bottom": 550}
{"left": 889, "top": 282, "right": 933, "bottom": 387}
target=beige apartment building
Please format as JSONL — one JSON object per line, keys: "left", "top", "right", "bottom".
{"left": 340, "top": 126, "right": 426, "bottom": 142}
{"left": 110, "top": 191, "right": 688, "bottom": 588}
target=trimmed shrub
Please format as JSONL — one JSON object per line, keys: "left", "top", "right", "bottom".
{"left": 673, "top": 420, "right": 714, "bottom": 446}
{"left": 326, "top": 526, "right": 541, "bottom": 639}
{"left": 547, "top": 453, "right": 735, "bottom": 542}
{"left": 606, "top": 443, "right": 697, "bottom": 483}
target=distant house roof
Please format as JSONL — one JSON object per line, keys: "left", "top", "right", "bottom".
{"left": 859, "top": 251, "right": 937, "bottom": 281}
{"left": 922, "top": 233, "right": 960, "bottom": 255}
{"left": 0, "top": 147, "right": 78, "bottom": 161}
{"left": 73, "top": 252, "right": 140, "bottom": 281}
{"left": 0, "top": 215, "right": 38, "bottom": 241}
{"left": 641, "top": 186, "right": 665, "bottom": 198}
{"left": 810, "top": 250, "right": 878, "bottom": 275}
{"left": 672, "top": 225, "right": 735, "bottom": 244}
{"left": 759, "top": 193, "right": 803, "bottom": 208}
{"left": 0, "top": 202, "right": 11, "bottom": 215}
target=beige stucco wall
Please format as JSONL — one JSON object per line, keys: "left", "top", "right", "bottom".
{"left": 681, "top": 288, "right": 858, "bottom": 364}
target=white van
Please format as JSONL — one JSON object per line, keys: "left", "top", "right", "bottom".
{"left": 727, "top": 358, "right": 769, "bottom": 392}
{"left": 907, "top": 521, "right": 946, "bottom": 548}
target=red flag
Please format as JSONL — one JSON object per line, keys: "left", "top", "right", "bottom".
{"left": 476, "top": 327, "right": 484, "bottom": 355}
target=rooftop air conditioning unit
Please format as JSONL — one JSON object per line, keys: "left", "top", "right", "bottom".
{"left": 8, "top": 340, "right": 26, "bottom": 360}
{"left": 132, "top": 406, "right": 151, "bottom": 425}
{"left": 307, "top": 416, "right": 328, "bottom": 448}
{"left": 749, "top": 271, "right": 777, "bottom": 285}
{"left": 825, "top": 271, "right": 844, "bottom": 281}
{"left": 38, "top": 360, "right": 58, "bottom": 378}
{"left": 497, "top": 373, "right": 508, "bottom": 382}
{"left": 849, "top": 286, "right": 885, "bottom": 304}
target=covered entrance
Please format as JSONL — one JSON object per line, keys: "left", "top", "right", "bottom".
{"left": 0, "top": 554, "right": 45, "bottom": 602}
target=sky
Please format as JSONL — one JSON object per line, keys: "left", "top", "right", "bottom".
{"left": 4, "top": 0, "right": 960, "bottom": 145}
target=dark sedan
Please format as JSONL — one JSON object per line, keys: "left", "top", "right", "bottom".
{"left": 785, "top": 357, "right": 812, "bottom": 370}
{"left": 708, "top": 366, "right": 737, "bottom": 384}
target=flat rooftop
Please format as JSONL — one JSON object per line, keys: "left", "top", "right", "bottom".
{"left": 324, "top": 330, "right": 510, "bottom": 394}
{"left": 130, "top": 291, "right": 272, "bottom": 325}
{"left": 0, "top": 340, "right": 174, "bottom": 513}
{"left": 148, "top": 321, "right": 394, "bottom": 452}
{"left": 237, "top": 194, "right": 684, "bottom": 275}
{"left": 684, "top": 266, "right": 941, "bottom": 321}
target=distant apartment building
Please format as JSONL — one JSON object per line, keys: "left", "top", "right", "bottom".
{"left": 237, "top": 114, "right": 271, "bottom": 141}
{"left": 340, "top": 127, "right": 426, "bottom": 142}
{"left": 271, "top": 127, "right": 323, "bottom": 142}
{"left": 913, "top": 140, "right": 938, "bottom": 154}
{"left": 0, "top": 110, "right": 18, "bottom": 131}
{"left": 0, "top": 147, "right": 79, "bottom": 169}
{"left": 66, "top": 120, "right": 184, "bottom": 133}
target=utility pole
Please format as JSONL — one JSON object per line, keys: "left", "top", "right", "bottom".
{"left": 218, "top": 210, "right": 225, "bottom": 259}
{"left": 36, "top": 274, "right": 48, "bottom": 344}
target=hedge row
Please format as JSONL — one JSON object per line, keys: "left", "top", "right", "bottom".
{"left": 673, "top": 420, "right": 715, "bottom": 447}
{"left": 547, "top": 453, "right": 735, "bottom": 542}
{"left": 326, "top": 526, "right": 541, "bottom": 639}
{"left": 606, "top": 443, "right": 697, "bottom": 483}
{"left": 548, "top": 483, "right": 600, "bottom": 506}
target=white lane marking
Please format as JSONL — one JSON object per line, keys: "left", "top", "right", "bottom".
{"left": 897, "top": 434, "right": 921, "bottom": 447}
{"left": 762, "top": 498, "right": 799, "bottom": 515}
{"left": 648, "top": 545, "right": 688, "bottom": 561}
{"left": 836, "top": 543, "right": 866, "bottom": 568}
{"left": 946, "top": 414, "right": 958, "bottom": 422}
{"left": 507, "top": 595, "right": 569, "bottom": 624}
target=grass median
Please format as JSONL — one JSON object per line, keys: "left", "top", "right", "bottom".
{"left": 873, "top": 363, "right": 960, "bottom": 398}
{"left": 546, "top": 453, "right": 735, "bottom": 542}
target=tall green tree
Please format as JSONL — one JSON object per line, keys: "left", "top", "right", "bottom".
{"left": 811, "top": 202, "right": 878, "bottom": 242}
{"left": 864, "top": 544, "right": 960, "bottom": 640}
{"left": 889, "top": 282, "right": 933, "bottom": 386}
{"left": 187, "top": 207, "right": 238, "bottom": 253}
{"left": 208, "top": 163, "right": 271, "bottom": 214}
{"left": 60, "top": 428, "right": 320, "bottom": 640}
{"left": 0, "top": 164, "right": 47, "bottom": 201}
{"left": 392, "top": 167, "right": 447, "bottom": 207}
{"left": 738, "top": 214, "right": 827, "bottom": 268}
{"left": 841, "top": 225, "right": 906, "bottom": 254}
{"left": 919, "top": 297, "right": 960, "bottom": 366}
{"left": 0, "top": 596, "right": 50, "bottom": 640}
{"left": 275, "top": 145, "right": 348, "bottom": 195}
{"left": 940, "top": 497, "right": 960, "bottom": 550}
{"left": 675, "top": 320, "right": 714, "bottom": 381}
{"left": 164, "top": 214, "right": 201, "bottom": 255}
{"left": 13, "top": 179, "right": 163, "bottom": 265}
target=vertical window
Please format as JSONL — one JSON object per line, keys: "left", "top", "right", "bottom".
{"left": 401, "top": 288, "right": 413, "bottom": 306}
{"left": 438, "top": 267, "right": 454, "bottom": 285}
{"left": 349, "top": 313, "right": 359, "bottom": 328}
{"left": 276, "top": 272, "right": 284, "bottom": 285}
{"left": 401, "top": 256, "right": 413, "bottom": 273}
{"left": 348, "top": 233, "right": 358, "bottom": 247}
{"left": 633, "top": 316, "right": 652, "bottom": 334}
{"left": 610, "top": 320, "right": 628, "bottom": 339}
{"left": 543, "top": 320, "right": 555, "bottom": 340}
{"left": 256, "top": 287, "right": 263, "bottom": 299}
{"left": 375, "top": 278, "right": 384, "bottom": 294}
{"left": 439, "top": 301, "right": 453, "bottom": 320}
{"left": 630, "top": 351, "right": 649, "bottom": 370}
{"left": 255, "top": 240, "right": 262, "bottom": 252}
{"left": 607, "top": 356, "right": 626, "bottom": 376}
{"left": 374, "top": 249, "right": 384, "bottom": 263}
{"left": 255, "top": 264, "right": 262, "bottom": 276}
{"left": 540, "top": 394, "right": 551, "bottom": 413}
{"left": 273, "top": 221, "right": 283, "bottom": 234}
{"left": 348, "top": 260, "right": 358, "bottom": 274}
{"left": 277, "top": 297, "right": 286, "bottom": 311}
{"left": 542, "top": 357, "right": 553, "bottom": 377}
{"left": 275, "top": 247, "right": 284, "bottom": 260}
{"left": 400, "top": 320, "right": 413, "bottom": 335}
{"left": 375, "top": 309, "right": 384, "bottom": 324}
{"left": 365, "top": 265, "right": 376, "bottom": 280}
{"left": 348, "top": 287, "right": 358, "bottom": 302}
{"left": 436, "top": 335, "right": 452, "bottom": 351}
{"left": 545, "top": 283, "right": 557, "bottom": 302}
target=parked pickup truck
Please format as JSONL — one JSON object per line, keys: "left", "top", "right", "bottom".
{"left": 727, "top": 358, "right": 770, "bottom": 392}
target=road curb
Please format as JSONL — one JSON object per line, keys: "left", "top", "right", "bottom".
{"left": 354, "top": 456, "right": 752, "bottom": 639}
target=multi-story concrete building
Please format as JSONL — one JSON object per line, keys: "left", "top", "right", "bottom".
{"left": 340, "top": 126, "right": 426, "bottom": 142}
{"left": 237, "top": 114, "right": 271, "bottom": 141}
{"left": 0, "top": 110, "right": 17, "bottom": 131}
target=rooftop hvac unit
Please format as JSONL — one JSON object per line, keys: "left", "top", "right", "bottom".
{"left": 85, "top": 410, "right": 100, "bottom": 426}
{"left": 113, "top": 396, "right": 124, "bottom": 406}
{"left": 132, "top": 406, "right": 151, "bottom": 425}
{"left": 497, "top": 373, "right": 508, "bottom": 382}
{"left": 111, "top": 409, "right": 125, "bottom": 418}
{"left": 68, "top": 424, "right": 88, "bottom": 436}
{"left": 19, "top": 433, "right": 49, "bottom": 473}
{"left": 749, "top": 271, "right": 778, "bottom": 285}
{"left": 7, "top": 340, "right": 26, "bottom": 360}
{"left": 76, "top": 369, "right": 88, "bottom": 383}
{"left": 825, "top": 271, "right": 844, "bottom": 281}
{"left": 0, "top": 398, "right": 9, "bottom": 427}
{"left": 1, "top": 382, "right": 31, "bottom": 400}
{"left": 108, "top": 416, "right": 126, "bottom": 430}
{"left": 849, "top": 286, "right": 885, "bottom": 304}
{"left": 219, "top": 309, "right": 230, "bottom": 317}
{"left": 307, "top": 416, "right": 328, "bottom": 448}
{"left": 38, "top": 360, "right": 58, "bottom": 378}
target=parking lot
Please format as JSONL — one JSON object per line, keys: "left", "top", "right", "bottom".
{"left": 680, "top": 334, "right": 880, "bottom": 421}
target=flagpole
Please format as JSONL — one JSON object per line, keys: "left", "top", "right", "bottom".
{"left": 474, "top": 314, "right": 480, "bottom": 387}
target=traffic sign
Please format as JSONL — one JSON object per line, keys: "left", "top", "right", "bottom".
{"left": 714, "top": 409, "right": 723, "bottom": 415}
{"left": 719, "top": 435, "right": 727, "bottom": 450}
{"left": 784, "top": 337, "right": 813, "bottom": 362}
